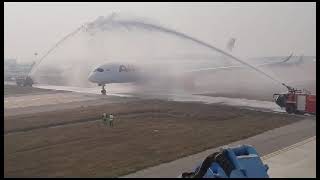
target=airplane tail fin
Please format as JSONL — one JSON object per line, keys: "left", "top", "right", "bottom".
{"left": 226, "top": 38, "right": 236, "bottom": 52}
{"left": 297, "top": 54, "right": 304, "bottom": 64}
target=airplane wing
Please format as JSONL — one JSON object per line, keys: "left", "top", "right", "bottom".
{"left": 185, "top": 53, "right": 293, "bottom": 73}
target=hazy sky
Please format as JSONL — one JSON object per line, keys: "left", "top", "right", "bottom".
{"left": 4, "top": 2, "right": 316, "bottom": 62}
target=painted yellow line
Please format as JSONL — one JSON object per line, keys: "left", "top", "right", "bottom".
{"left": 262, "top": 136, "right": 316, "bottom": 161}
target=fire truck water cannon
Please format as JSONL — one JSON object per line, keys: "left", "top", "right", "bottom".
{"left": 273, "top": 83, "right": 316, "bottom": 115}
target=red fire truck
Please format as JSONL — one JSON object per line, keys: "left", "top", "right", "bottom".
{"left": 273, "top": 84, "right": 316, "bottom": 115}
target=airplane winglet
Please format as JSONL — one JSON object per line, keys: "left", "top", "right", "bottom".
{"left": 281, "top": 53, "right": 294, "bottom": 63}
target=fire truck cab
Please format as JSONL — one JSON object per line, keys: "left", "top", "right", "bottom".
{"left": 16, "top": 76, "right": 34, "bottom": 87}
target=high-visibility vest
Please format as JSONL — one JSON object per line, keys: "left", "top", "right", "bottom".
{"left": 109, "top": 115, "right": 114, "bottom": 121}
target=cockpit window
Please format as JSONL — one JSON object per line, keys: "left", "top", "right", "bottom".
{"left": 95, "top": 68, "right": 104, "bottom": 72}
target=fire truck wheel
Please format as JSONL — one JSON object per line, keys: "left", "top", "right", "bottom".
{"left": 286, "top": 104, "right": 296, "bottom": 114}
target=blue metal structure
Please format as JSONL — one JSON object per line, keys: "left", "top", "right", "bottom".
{"left": 182, "top": 145, "right": 269, "bottom": 178}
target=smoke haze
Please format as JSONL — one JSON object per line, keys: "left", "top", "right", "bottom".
{"left": 4, "top": 3, "right": 316, "bottom": 100}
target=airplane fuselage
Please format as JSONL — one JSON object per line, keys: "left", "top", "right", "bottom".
{"left": 88, "top": 63, "right": 140, "bottom": 84}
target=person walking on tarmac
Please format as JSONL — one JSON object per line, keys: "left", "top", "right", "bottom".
{"left": 108, "top": 113, "right": 114, "bottom": 127}
{"left": 102, "top": 113, "right": 108, "bottom": 126}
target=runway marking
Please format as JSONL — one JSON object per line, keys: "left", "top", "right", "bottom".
{"left": 31, "top": 98, "right": 41, "bottom": 101}
{"left": 262, "top": 136, "right": 316, "bottom": 160}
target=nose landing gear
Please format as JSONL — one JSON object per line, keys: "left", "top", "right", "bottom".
{"left": 101, "top": 84, "right": 106, "bottom": 95}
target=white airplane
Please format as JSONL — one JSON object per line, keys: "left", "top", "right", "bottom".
{"left": 88, "top": 54, "right": 293, "bottom": 95}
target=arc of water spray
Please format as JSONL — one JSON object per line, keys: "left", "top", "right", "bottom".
{"left": 28, "top": 14, "right": 119, "bottom": 76}
{"left": 29, "top": 14, "right": 289, "bottom": 87}
{"left": 86, "top": 14, "right": 288, "bottom": 86}
{"left": 29, "top": 25, "right": 85, "bottom": 76}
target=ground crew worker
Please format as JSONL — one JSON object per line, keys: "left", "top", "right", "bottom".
{"left": 108, "top": 113, "right": 114, "bottom": 127}
{"left": 102, "top": 113, "right": 108, "bottom": 126}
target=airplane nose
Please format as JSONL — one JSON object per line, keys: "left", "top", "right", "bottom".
{"left": 88, "top": 73, "right": 96, "bottom": 83}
